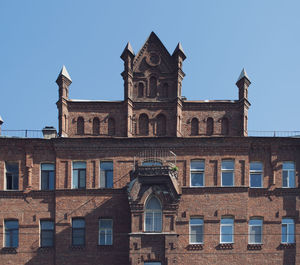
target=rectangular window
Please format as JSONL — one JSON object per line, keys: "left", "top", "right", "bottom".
{"left": 72, "top": 218, "right": 85, "bottom": 246}
{"left": 282, "top": 162, "right": 295, "bottom": 188}
{"left": 40, "top": 220, "right": 54, "bottom": 247}
{"left": 99, "top": 219, "right": 113, "bottom": 245}
{"left": 221, "top": 160, "right": 234, "bottom": 186}
{"left": 72, "top": 162, "right": 86, "bottom": 189}
{"left": 41, "top": 163, "right": 55, "bottom": 190}
{"left": 250, "top": 162, "right": 263, "bottom": 188}
{"left": 249, "top": 219, "right": 263, "bottom": 244}
{"left": 5, "top": 162, "right": 19, "bottom": 190}
{"left": 220, "top": 217, "right": 234, "bottom": 243}
{"left": 282, "top": 218, "right": 295, "bottom": 243}
{"left": 100, "top": 161, "right": 113, "bottom": 188}
{"left": 190, "top": 218, "right": 204, "bottom": 244}
{"left": 190, "top": 160, "right": 205, "bottom": 187}
{"left": 4, "top": 220, "right": 19, "bottom": 247}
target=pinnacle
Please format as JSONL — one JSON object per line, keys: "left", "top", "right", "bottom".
{"left": 172, "top": 42, "right": 186, "bottom": 60}
{"left": 237, "top": 68, "right": 250, "bottom": 83}
{"left": 57, "top": 65, "right": 72, "bottom": 82}
{"left": 121, "top": 42, "right": 135, "bottom": 59}
{"left": 0, "top": 115, "right": 3, "bottom": 124}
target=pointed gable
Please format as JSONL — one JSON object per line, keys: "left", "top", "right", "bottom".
{"left": 133, "top": 32, "right": 176, "bottom": 73}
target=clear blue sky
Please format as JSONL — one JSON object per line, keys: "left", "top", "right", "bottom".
{"left": 1, "top": 0, "right": 300, "bottom": 132}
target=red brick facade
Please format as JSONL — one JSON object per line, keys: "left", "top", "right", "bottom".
{"left": 0, "top": 33, "right": 299, "bottom": 265}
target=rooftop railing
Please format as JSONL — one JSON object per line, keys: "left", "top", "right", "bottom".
{"left": 247, "top": 131, "right": 300, "bottom": 137}
{"left": 1, "top": 130, "right": 44, "bottom": 138}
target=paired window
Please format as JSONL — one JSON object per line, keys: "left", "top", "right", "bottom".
{"left": 72, "top": 219, "right": 85, "bottom": 246}
{"left": 250, "top": 162, "right": 263, "bottom": 188}
{"left": 40, "top": 221, "right": 54, "bottom": 247}
{"left": 220, "top": 217, "right": 234, "bottom": 243}
{"left": 41, "top": 163, "right": 55, "bottom": 190}
{"left": 190, "top": 218, "right": 204, "bottom": 244}
{"left": 145, "top": 197, "right": 162, "bottom": 232}
{"left": 5, "top": 162, "right": 19, "bottom": 190}
{"left": 190, "top": 160, "right": 205, "bottom": 187}
{"left": 282, "top": 162, "right": 295, "bottom": 188}
{"left": 4, "top": 220, "right": 19, "bottom": 248}
{"left": 72, "top": 162, "right": 86, "bottom": 189}
{"left": 248, "top": 219, "right": 263, "bottom": 244}
{"left": 99, "top": 219, "right": 113, "bottom": 245}
{"left": 282, "top": 218, "right": 295, "bottom": 244}
{"left": 100, "top": 161, "right": 113, "bottom": 188}
{"left": 221, "top": 160, "right": 234, "bottom": 186}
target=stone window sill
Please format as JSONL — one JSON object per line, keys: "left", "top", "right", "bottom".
{"left": 216, "top": 243, "right": 234, "bottom": 250}
{"left": 186, "top": 244, "right": 203, "bottom": 250}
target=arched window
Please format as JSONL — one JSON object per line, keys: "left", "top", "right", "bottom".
{"left": 145, "top": 196, "right": 162, "bottom": 232}
{"left": 77, "top": 117, "right": 84, "bottom": 135}
{"left": 162, "top": 83, "right": 168, "bottom": 98}
{"left": 93, "top": 117, "right": 100, "bottom": 135}
{"left": 206, "top": 117, "right": 213, "bottom": 136}
{"left": 221, "top": 117, "right": 229, "bottom": 135}
{"left": 149, "top": 76, "right": 157, "bottom": 98}
{"left": 138, "top": 83, "right": 144, "bottom": 98}
{"left": 139, "top": 114, "right": 149, "bottom": 136}
{"left": 156, "top": 114, "right": 166, "bottom": 136}
{"left": 108, "top": 118, "right": 115, "bottom": 136}
{"left": 191, "top": 118, "right": 199, "bottom": 136}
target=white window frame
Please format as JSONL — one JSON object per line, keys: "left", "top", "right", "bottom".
{"left": 248, "top": 218, "right": 263, "bottom": 244}
{"left": 40, "top": 163, "right": 55, "bottom": 190}
{"left": 221, "top": 160, "right": 234, "bottom": 187}
{"left": 282, "top": 162, "right": 295, "bottom": 188}
{"left": 189, "top": 217, "right": 204, "bottom": 244}
{"left": 98, "top": 219, "right": 113, "bottom": 245}
{"left": 282, "top": 218, "right": 295, "bottom": 244}
{"left": 72, "top": 161, "right": 86, "bottom": 189}
{"left": 144, "top": 197, "right": 162, "bottom": 233}
{"left": 249, "top": 162, "right": 263, "bottom": 188}
{"left": 190, "top": 160, "right": 205, "bottom": 187}
{"left": 220, "top": 217, "right": 234, "bottom": 243}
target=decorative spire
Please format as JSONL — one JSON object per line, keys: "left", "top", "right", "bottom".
{"left": 237, "top": 68, "right": 250, "bottom": 83}
{"left": 56, "top": 65, "right": 72, "bottom": 83}
{"left": 0, "top": 115, "right": 3, "bottom": 125}
{"left": 121, "top": 42, "right": 135, "bottom": 60}
{"left": 172, "top": 42, "right": 186, "bottom": 60}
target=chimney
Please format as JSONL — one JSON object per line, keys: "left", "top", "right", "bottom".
{"left": 42, "top": 126, "right": 57, "bottom": 139}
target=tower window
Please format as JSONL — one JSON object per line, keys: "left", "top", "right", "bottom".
{"left": 206, "top": 117, "right": 213, "bottom": 136}
{"left": 191, "top": 118, "right": 199, "bottom": 136}
{"left": 93, "top": 117, "right": 100, "bottom": 135}
{"left": 77, "top": 117, "right": 84, "bottom": 135}
{"left": 138, "top": 82, "right": 144, "bottom": 98}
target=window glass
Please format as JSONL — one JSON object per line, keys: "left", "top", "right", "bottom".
{"left": 282, "top": 162, "right": 295, "bottom": 188}
{"left": 220, "top": 218, "right": 234, "bottom": 243}
{"left": 250, "top": 162, "right": 263, "bottom": 188}
{"left": 5, "top": 220, "right": 19, "bottom": 247}
{"left": 41, "top": 220, "right": 54, "bottom": 247}
{"left": 5, "top": 162, "right": 19, "bottom": 190}
{"left": 249, "top": 219, "right": 262, "bottom": 244}
{"left": 72, "top": 162, "right": 86, "bottom": 189}
{"left": 191, "top": 160, "right": 205, "bottom": 187}
{"left": 282, "top": 218, "right": 295, "bottom": 243}
{"left": 41, "top": 163, "right": 55, "bottom": 190}
{"left": 145, "top": 197, "right": 162, "bottom": 232}
{"left": 221, "top": 160, "right": 234, "bottom": 186}
{"left": 100, "top": 161, "right": 113, "bottom": 188}
{"left": 72, "top": 219, "right": 85, "bottom": 246}
{"left": 99, "top": 219, "right": 113, "bottom": 245}
{"left": 190, "top": 218, "right": 204, "bottom": 244}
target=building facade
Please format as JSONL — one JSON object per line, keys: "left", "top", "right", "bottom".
{"left": 0, "top": 32, "right": 299, "bottom": 265}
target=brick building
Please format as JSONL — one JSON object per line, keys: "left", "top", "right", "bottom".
{"left": 0, "top": 32, "right": 299, "bottom": 265}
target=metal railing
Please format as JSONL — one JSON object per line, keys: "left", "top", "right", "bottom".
{"left": 247, "top": 131, "right": 300, "bottom": 137}
{"left": 134, "top": 149, "right": 177, "bottom": 168}
{"left": 1, "top": 130, "right": 44, "bottom": 138}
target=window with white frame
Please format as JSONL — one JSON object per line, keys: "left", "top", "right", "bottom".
{"left": 248, "top": 219, "right": 263, "bottom": 244}
{"left": 100, "top": 161, "right": 113, "bottom": 188}
{"left": 190, "top": 218, "right": 204, "bottom": 244}
{"left": 41, "top": 163, "right": 55, "bottom": 190}
{"left": 282, "top": 218, "right": 295, "bottom": 244}
{"left": 282, "top": 162, "right": 295, "bottom": 188}
{"left": 99, "top": 219, "right": 113, "bottom": 245}
{"left": 145, "top": 196, "right": 162, "bottom": 232}
{"left": 72, "top": 162, "right": 86, "bottom": 189}
{"left": 221, "top": 160, "right": 234, "bottom": 186}
{"left": 5, "top": 162, "right": 19, "bottom": 190}
{"left": 40, "top": 220, "right": 54, "bottom": 247}
{"left": 250, "top": 162, "right": 263, "bottom": 188}
{"left": 190, "top": 160, "right": 205, "bottom": 187}
{"left": 72, "top": 218, "right": 85, "bottom": 246}
{"left": 4, "top": 220, "right": 19, "bottom": 247}
{"left": 220, "top": 217, "right": 234, "bottom": 243}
